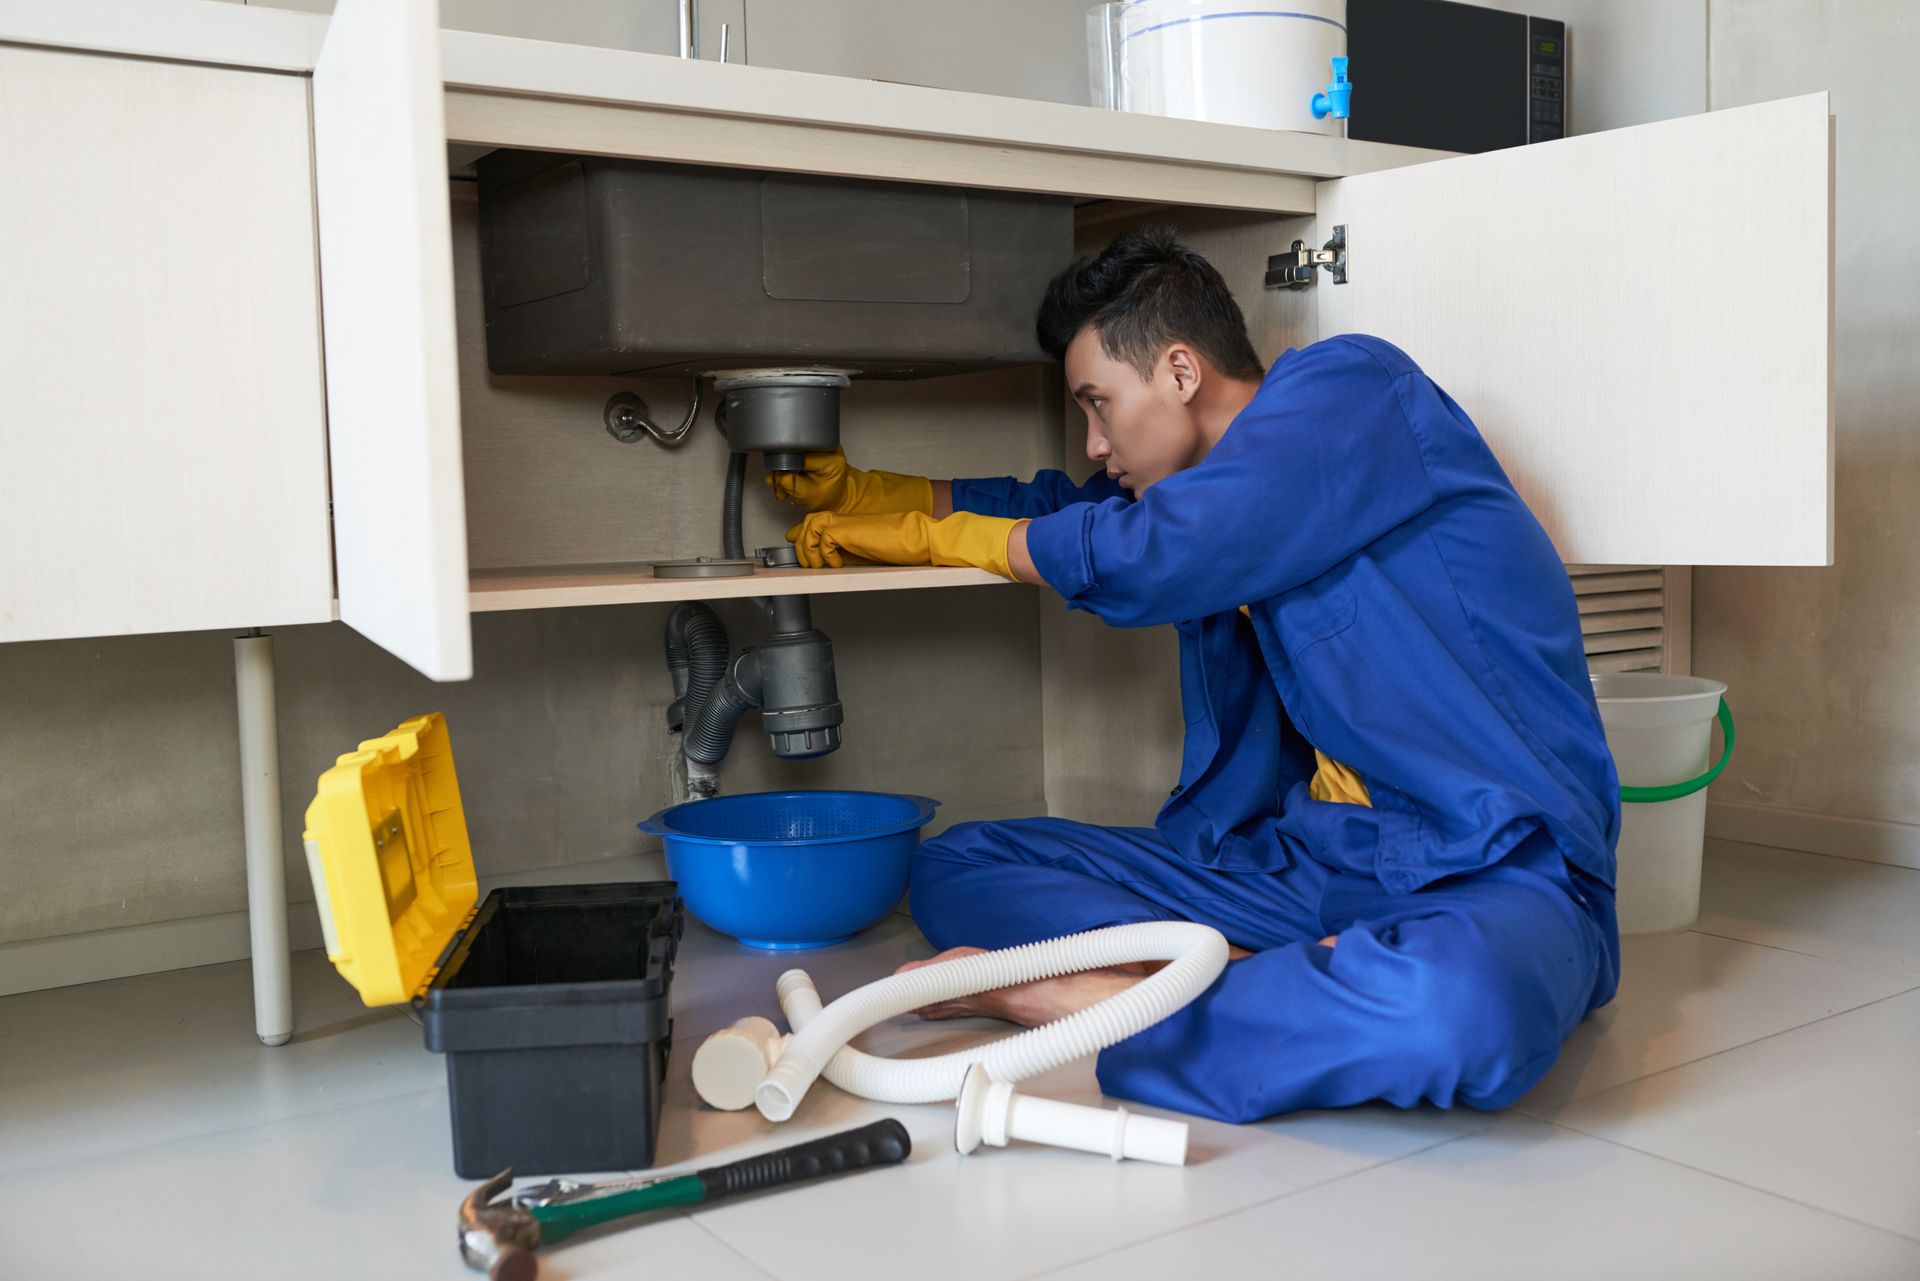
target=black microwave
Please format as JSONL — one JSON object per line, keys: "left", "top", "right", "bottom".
{"left": 1346, "top": 0, "right": 1567, "bottom": 153}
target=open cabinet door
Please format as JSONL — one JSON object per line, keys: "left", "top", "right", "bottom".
{"left": 313, "top": 0, "right": 472, "bottom": 679}
{"left": 1313, "top": 93, "right": 1833, "bottom": 567}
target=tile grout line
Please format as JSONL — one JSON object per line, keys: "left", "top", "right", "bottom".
{"left": 1708, "top": 836, "right": 1920, "bottom": 874}
{"left": 1528, "top": 1117, "right": 1920, "bottom": 1247}
{"left": 1028, "top": 1105, "right": 1920, "bottom": 1281}
{"left": 1513, "top": 981, "right": 1920, "bottom": 1122}
{"left": 684, "top": 1210, "right": 785, "bottom": 1280}
{"left": 1685, "top": 923, "right": 1920, "bottom": 978}
{"left": 1012, "top": 1122, "right": 1498, "bottom": 1281}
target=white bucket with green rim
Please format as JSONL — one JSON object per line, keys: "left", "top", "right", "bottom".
{"left": 1592, "top": 674, "right": 1735, "bottom": 934}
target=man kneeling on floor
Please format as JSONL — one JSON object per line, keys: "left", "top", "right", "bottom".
{"left": 774, "top": 227, "right": 1623, "bottom": 1123}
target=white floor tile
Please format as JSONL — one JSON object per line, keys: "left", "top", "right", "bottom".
{"left": 1241, "top": 1100, "right": 1495, "bottom": 1180}
{"left": 0, "top": 1086, "right": 774, "bottom": 1281}
{"left": 1041, "top": 1115, "right": 1920, "bottom": 1281}
{"left": 1516, "top": 927, "right": 1914, "bottom": 1111}
{"left": 1697, "top": 840, "right": 1920, "bottom": 977}
{"left": 654, "top": 1000, "right": 1493, "bottom": 1281}
{"left": 668, "top": 912, "right": 939, "bottom": 1044}
{"left": 661, "top": 1003, "right": 1297, "bottom": 1280}
{"left": 6, "top": 844, "right": 1915, "bottom": 1280}
{"left": 0, "top": 949, "right": 437, "bottom": 1176}
{"left": 1545, "top": 987, "right": 1920, "bottom": 1240}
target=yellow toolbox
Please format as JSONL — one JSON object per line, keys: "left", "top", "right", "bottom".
{"left": 301, "top": 712, "right": 682, "bottom": 1177}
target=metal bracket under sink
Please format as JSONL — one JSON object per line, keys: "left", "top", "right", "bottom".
{"left": 1265, "top": 225, "right": 1347, "bottom": 289}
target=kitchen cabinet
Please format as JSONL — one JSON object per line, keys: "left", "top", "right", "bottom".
{"left": 7, "top": 0, "right": 1825, "bottom": 671}
{"left": 311, "top": 0, "right": 1830, "bottom": 682}
{"left": 0, "top": 40, "right": 332, "bottom": 643}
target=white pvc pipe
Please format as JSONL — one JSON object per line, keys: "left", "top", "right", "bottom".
{"left": 235, "top": 633, "right": 292, "bottom": 1047}
{"left": 692, "top": 1016, "right": 788, "bottom": 1111}
{"left": 752, "top": 921, "right": 1228, "bottom": 1121}
{"left": 955, "top": 1065, "right": 1188, "bottom": 1165}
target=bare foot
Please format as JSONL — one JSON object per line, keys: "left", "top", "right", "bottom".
{"left": 893, "top": 940, "right": 1326, "bottom": 1026}
{"left": 894, "top": 947, "right": 992, "bottom": 1021}
{"left": 895, "top": 948, "right": 1147, "bottom": 1026}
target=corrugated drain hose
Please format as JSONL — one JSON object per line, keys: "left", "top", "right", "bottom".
{"left": 665, "top": 602, "right": 732, "bottom": 751}
{"left": 722, "top": 450, "right": 748, "bottom": 561}
{"left": 684, "top": 652, "right": 763, "bottom": 766}
{"left": 747, "top": 921, "right": 1230, "bottom": 1121}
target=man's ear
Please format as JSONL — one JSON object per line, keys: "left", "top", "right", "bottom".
{"left": 1165, "top": 345, "right": 1204, "bottom": 405}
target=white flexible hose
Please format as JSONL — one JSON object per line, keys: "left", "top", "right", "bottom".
{"left": 752, "top": 921, "right": 1229, "bottom": 1121}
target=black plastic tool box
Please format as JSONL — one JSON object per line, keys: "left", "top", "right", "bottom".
{"left": 302, "top": 714, "right": 684, "bottom": 1176}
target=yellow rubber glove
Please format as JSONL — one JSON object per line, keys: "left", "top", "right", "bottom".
{"left": 787, "top": 511, "right": 1023, "bottom": 579}
{"left": 763, "top": 448, "right": 933, "bottom": 516}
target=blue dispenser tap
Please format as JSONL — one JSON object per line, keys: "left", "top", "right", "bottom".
{"left": 1311, "top": 56, "right": 1353, "bottom": 120}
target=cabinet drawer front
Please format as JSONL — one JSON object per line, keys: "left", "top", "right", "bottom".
{"left": 0, "top": 46, "right": 332, "bottom": 641}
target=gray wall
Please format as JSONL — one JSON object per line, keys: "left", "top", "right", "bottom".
{"left": 0, "top": 591, "right": 1041, "bottom": 947}
{"left": 742, "top": 0, "right": 1093, "bottom": 103}
{"left": 1480, "top": 0, "right": 1706, "bottom": 133}
{"left": 1694, "top": 0, "right": 1920, "bottom": 829}
{"left": 233, "top": 0, "right": 1087, "bottom": 99}
{"left": 233, "top": 0, "right": 747, "bottom": 59}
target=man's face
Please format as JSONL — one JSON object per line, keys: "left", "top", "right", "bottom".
{"left": 1064, "top": 326, "right": 1205, "bottom": 495}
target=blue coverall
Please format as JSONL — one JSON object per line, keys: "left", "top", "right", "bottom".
{"left": 923, "top": 334, "right": 1622, "bottom": 1123}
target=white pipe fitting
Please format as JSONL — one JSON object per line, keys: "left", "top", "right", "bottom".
{"left": 690, "top": 1016, "right": 790, "bottom": 1112}
{"left": 954, "top": 1064, "right": 1189, "bottom": 1166}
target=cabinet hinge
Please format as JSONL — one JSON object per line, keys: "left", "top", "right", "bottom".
{"left": 1265, "top": 225, "right": 1347, "bottom": 289}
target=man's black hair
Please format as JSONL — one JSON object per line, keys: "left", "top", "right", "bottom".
{"left": 1035, "top": 225, "right": 1265, "bottom": 383}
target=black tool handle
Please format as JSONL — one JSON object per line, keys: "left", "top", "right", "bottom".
{"left": 697, "top": 1119, "right": 911, "bottom": 1203}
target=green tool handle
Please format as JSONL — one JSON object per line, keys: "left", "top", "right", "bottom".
{"left": 532, "top": 1173, "right": 704, "bottom": 1241}
{"left": 533, "top": 1119, "right": 911, "bottom": 1241}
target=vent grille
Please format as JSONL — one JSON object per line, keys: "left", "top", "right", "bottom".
{"left": 1568, "top": 565, "right": 1669, "bottom": 673}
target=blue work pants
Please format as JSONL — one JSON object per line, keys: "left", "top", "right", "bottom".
{"left": 910, "top": 817, "right": 1616, "bottom": 1122}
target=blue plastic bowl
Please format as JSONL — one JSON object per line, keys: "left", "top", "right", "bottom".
{"left": 637, "top": 791, "right": 940, "bottom": 951}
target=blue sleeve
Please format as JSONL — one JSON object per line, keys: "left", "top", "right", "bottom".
{"left": 951, "top": 470, "right": 1129, "bottom": 519}
{"left": 1023, "top": 339, "right": 1438, "bottom": 627}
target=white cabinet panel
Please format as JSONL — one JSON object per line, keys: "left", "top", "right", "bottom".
{"left": 1314, "top": 93, "right": 1833, "bottom": 566}
{"left": 0, "top": 46, "right": 332, "bottom": 642}
{"left": 313, "top": 0, "right": 472, "bottom": 680}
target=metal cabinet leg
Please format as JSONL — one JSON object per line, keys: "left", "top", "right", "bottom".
{"left": 235, "top": 630, "right": 293, "bottom": 1046}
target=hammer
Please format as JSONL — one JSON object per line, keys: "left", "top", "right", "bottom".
{"left": 459, "top": 1118, "right": 912, "bottom": 1279}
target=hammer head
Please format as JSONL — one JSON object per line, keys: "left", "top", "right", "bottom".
{"left": 459, "top": 1169, "right": 542, "bottom": 1281}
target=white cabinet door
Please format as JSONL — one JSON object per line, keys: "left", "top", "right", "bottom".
{"left": 1312, "top": 92, "right": 1833, "bottom": 567}
{"left": 0, "top": 46, "right": 333, "bottom": 642}
{"left": 313, "top": 0, "right": 472, "bottom": 680}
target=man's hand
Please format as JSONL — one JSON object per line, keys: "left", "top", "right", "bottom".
{"left": 764, "top": 447, "right": 934, "bottom": 516}
{"left": 787, "top": 510, "right": 1028, "bottom": 580}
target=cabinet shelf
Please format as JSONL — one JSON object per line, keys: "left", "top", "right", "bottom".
{"left": 438, "top": 32, "right": 1446, "bottom": 215}
{"left": 468, "top": 562, "right": 1013, "bottom": 613}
